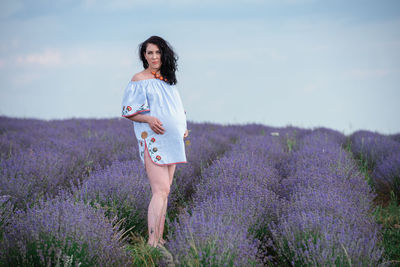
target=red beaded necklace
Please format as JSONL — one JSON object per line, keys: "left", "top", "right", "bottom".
{"left": 151, "top": 71, "right": 167, "bottom": 82}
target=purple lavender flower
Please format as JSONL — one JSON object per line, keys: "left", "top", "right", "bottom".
{"left": 0, "top": 117, "right": 390, "bottom": 266}
{"left": 0, "top": 117, "right": 141, "bottom": 209}
{"left": 0, "top": 191, "right": 131, "bottom": 266}
{"left": 166, "top": 135, "right": 286, "bottom": 266}
{"left": 350, "top": 130, "right": 400, "bottom": 168}
{"left": 350, "top": 130, "right": 400, "bottom": 198}
{"left": 72, "top": 159, "right": 152, "bottom": 235}
{"left": 372, "top": 151, "right": 400, "bottom": 198}
{"left": 167, "top": 203, "right": 262, "bottom": 266}
{"left": 271, "top": 131, "right": 385, "bottom": 266}
{"left": 390, "top": 133, "right": 400, "bottom": 143}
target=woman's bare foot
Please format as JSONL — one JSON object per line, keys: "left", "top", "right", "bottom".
{"left": 159, "top": 238, "right": 166, "bottom": 245}
{"left": 147, "top": 240, "right": 157, "bottom": 248}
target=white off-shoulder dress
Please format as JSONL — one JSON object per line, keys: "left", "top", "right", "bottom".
{"left": 121, "top": 78, "right": 187, "bottom": 166}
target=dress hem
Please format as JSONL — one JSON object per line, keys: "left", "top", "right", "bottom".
{"left": 144, "top": 141, "right": 187, "bottom": 166}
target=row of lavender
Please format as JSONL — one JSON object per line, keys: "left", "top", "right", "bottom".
{"left": 273, "top": 129, "right": 384, "bottom": 266}
{"left": 0, "top": 117, "right": 144, "bottom": 266}
{"left": 1, "top": 116, "right": 396, "bottom": 266}
{"left": 165, "top": 128, "right": 387, "bottom": 266}
{"left": 166, "top": 128, "right": 287, "bottom": 266}
{"left": 0, "top": 117, "right": 140, "bottom": 210}
{"left": 349, "top": 130, "right": 400, "bottom": 201}
{"left": 0, "top": 117, "right": 239, "bottom": 266}
{"left": 70, "top": 122, "right": 241, "bottom": 237}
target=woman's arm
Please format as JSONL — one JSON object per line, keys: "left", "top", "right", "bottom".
{"left": 127, "top": 114, "right": 165, "bottom": 135}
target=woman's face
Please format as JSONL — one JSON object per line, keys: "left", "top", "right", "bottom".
{"left": 144, "top": 43, "right": 162, "bottom": 70}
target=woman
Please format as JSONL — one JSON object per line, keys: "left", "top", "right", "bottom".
{"left": 121, "top": 36, "right": 188, "bottom": 248}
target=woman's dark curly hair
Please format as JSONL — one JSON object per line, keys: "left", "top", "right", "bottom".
{"left": 139, "top": 36, "right": 178, "bottom": 85}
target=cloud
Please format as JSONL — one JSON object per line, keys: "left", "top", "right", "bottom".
{"left": 16, "top": 49, "right": 62, "bottom": 67}
{"left": 10, "top": 45, "right": 132, "bottom": 69}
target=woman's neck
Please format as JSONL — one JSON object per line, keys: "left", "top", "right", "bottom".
{"left": 146, "top": 67, "right": 160, "bottom": 75}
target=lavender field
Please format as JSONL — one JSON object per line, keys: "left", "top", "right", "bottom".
{"left": 1, "top": 116, "right": 399, "bottom": 266}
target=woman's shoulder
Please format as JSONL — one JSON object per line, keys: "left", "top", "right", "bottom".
{"left": 128, "top": 71, "right": 173, "bottom": 88}
{"left": 131, "top": 72, "right": 145, "bottom": 82}
{"left": 131, "top": 71, "right": 156, "bottom": 82}
{"left": 124, "top": 73, "right": 147, "bottom": 92}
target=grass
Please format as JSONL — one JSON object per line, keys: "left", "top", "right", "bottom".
{"left": 374, "top": 191, "right": 400, "bottom": 266}
{"left": 125, "top": 232, "right": 163, "bottom": 267}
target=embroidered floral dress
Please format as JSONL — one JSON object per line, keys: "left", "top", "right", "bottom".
{"left": 121, "top": 78, "right": 187, "bottom": 165}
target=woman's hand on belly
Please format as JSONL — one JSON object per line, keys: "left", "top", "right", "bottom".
{"left": 183, "top": 129, "right": 189, "bottom": 139}
{"left": 128, "top": 114, "right": 165, "bottom": 134}
{"left": 146, "top": 116, "right": 165, "bottom": 134}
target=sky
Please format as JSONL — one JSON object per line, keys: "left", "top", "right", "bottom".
{"left": 0, "top": 0, "right": 399, "bottom": 135}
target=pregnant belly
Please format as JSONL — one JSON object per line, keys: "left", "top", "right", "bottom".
{"left": 133, "top": 110, "right": 186, "bottom": 141}
{"left": 162, "top": 115, "right": 186, "bottom": 139}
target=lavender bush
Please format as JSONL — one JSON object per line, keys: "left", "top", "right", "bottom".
{"left": 372, "top": 151, "right": 400, "bottom": 200}
{"left": 167, "top": 135, "right": 287, "bottom": 266}
{"left": 350, "top": 130, "right": 400, "bottom": 200}
{"left": 168, "top": 202, "right": 261, "bottom": 266}
{"left": 0, "top": 191, "right": 131, "bottom": 267}
{"left": 390, "top": 133, "right": 400, "bottom": 143}
{"left": 168, "top": 122, "right": 240, "bottom": 208}
{"left": 70, "top": 122, "right": 239, "bottom": 239}
{"left": 0, "top": 195, "right": 14, "bottom": 242}
{"left": 0, "top": 117, "right": 138, "bottom": 162}
{"left": 72, "top": 159, "right": 151, "bottom": 236}
{"left": 1, "top": 148, "right": 83, "bottom": 210}
{"left": 0, "top": 117, "right": 394, "bottom": 266}
{"left": 271, "top": 131, "right": 385, "bottom": 266}
{"left": 0, "top": 117, "right": 142, "bottom": 210}
{"left": 350, "top": 130, "right": 400, "bottom": 169}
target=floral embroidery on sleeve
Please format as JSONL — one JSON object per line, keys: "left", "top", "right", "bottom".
{"left": 122, "top": 103, "right": 149, "bottom": 117}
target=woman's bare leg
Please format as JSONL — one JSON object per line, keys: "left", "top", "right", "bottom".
{"left": 168, "top": 164, "right": 176, "bottom": 185}
{"left": 158, "top": 164, "right": 176, "bottom": 244}
{"left": 144, "top": 148, "right": 171, "bottom": 247}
